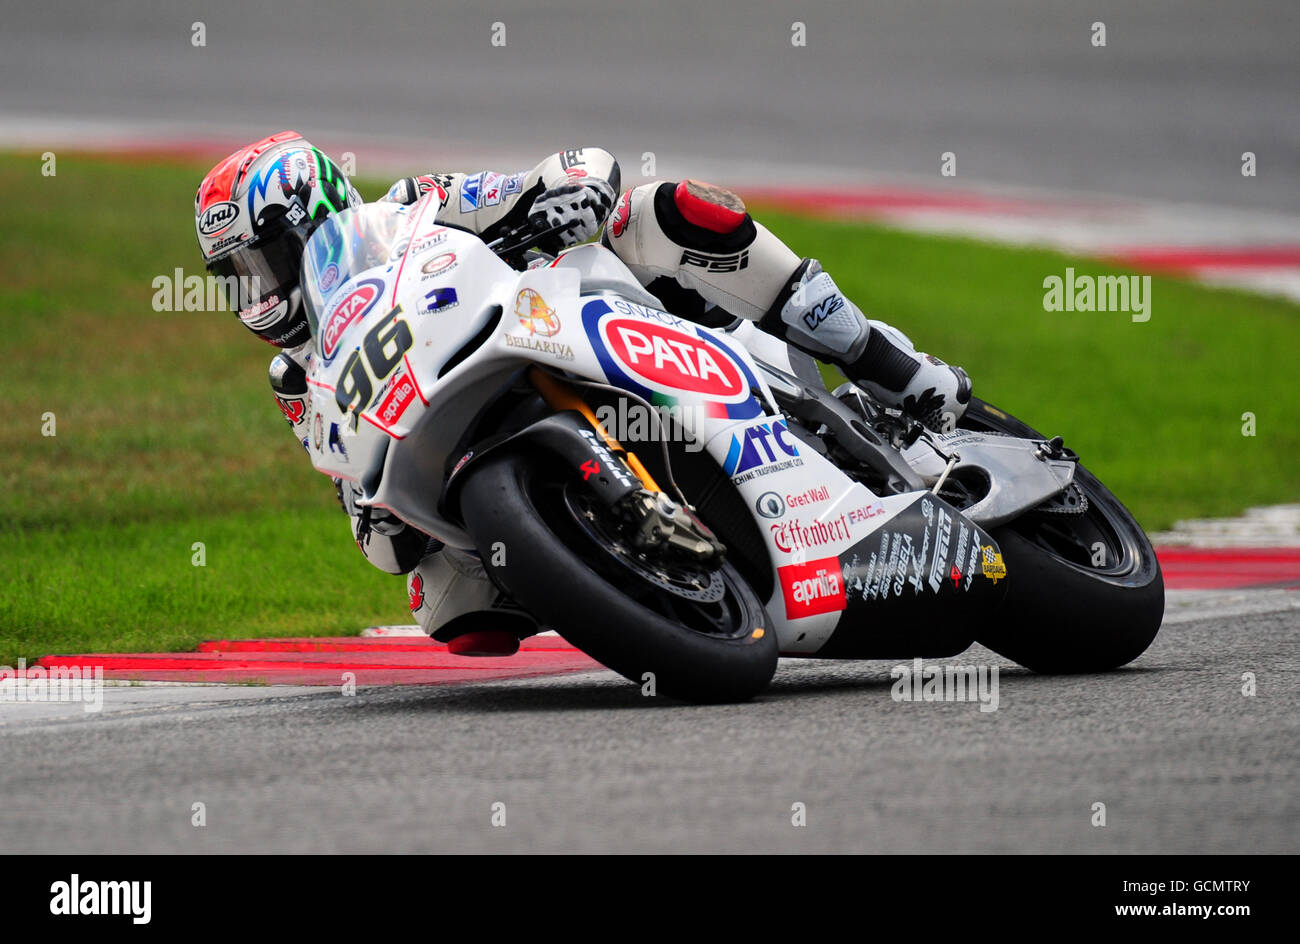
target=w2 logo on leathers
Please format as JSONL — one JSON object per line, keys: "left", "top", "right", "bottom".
{"left": 803, "top": 293, "right": 845, "bottom": 330}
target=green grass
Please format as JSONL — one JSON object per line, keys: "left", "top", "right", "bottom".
{"left": 0, "top": 152, "right": 415, "bottom": 664}
{"left": 1, "top": 151, "right": 1296, "bottom": 664}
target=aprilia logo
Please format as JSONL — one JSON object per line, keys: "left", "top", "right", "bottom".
{"left": 680, "top": 248, "right": 749, "bottom": 272}
{"left": 377, "top": 373, "right": 418, "bottom": 427}
{"left": 778, "top": 557, "right": 847, "bottom": 618}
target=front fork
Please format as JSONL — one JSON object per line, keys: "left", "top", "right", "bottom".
{"left": 528, "top": 368, "right": 724, "bottom": 563}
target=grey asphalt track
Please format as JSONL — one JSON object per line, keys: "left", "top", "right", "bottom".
{"left": 0, "top": 603, "right": 1295, "bottom": 854}
{"left": 1, "top": 0, "right": 1297, "bottom": 210}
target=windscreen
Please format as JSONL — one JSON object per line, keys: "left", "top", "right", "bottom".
{"left": 300, "top": 202, "right": 408, "bottom": 343}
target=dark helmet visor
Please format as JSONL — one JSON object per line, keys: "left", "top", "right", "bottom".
{"left": 206, "top": 220, "right": 313, "bottom": 314}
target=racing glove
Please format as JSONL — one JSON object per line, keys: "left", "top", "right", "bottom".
{"left": 528, "top": 179, "right": 616, "bottom": 250}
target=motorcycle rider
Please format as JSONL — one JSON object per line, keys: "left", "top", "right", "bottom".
{"left": 194, "top": 131, "right": 971, "bottom": 643}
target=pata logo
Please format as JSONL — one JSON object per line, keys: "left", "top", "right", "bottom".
{"left": 604, "top": 317, "right": 744, "bottom": 398}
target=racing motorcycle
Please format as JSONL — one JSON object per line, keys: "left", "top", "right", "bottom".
{"left": 296, "top": 199, "right": 1164, "bottom": 702}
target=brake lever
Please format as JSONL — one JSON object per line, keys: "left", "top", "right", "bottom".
{"left": 486, "top": 221, "right": 570, "bottom": 265}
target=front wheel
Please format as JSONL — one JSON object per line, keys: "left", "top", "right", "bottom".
{"left": 459, "top": 452, "right": 777, "bottom": 702}
{"left": 961, "top": 398, "right": 1165, "bottom": 672}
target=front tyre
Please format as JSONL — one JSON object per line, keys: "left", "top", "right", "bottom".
{"left": 459, "top": 452, "right": 777, "bottom": 702}
{"left": 961, "top": 398, "right": 1165, "bottom": 672}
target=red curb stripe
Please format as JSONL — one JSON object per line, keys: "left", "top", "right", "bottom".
{"left": 1154, "top": 547, "right": 1300, "bottom": 590}
{"left": 743, "top": 186, "right": 1300, "bottom": 275}
{"left": 28, "top": 665, "right": 596, "bottom": 687}
{"left": 37, "top": 651, "right": 592, "bottom": 671}
{"left": 32, "top": 635, "right": 600, "bottom": 687}
{"left": 1105, "top": 247, "right": 1300, "bottom": 273}
{"left": 742, "top": 185, "right": 1060, "bottom": 217}
{"left": 196, "top": 637, "right": 577, "bottom": 654}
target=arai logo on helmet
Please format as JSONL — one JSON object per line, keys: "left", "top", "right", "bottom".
{"left": 602, "top": 317, "right": 744, "bottom": 398}
{"left": 321, "top": 278, "right": 384, "bottom": 361}
{"left": 198, "top": 201, "right": 240, "bottom": 237}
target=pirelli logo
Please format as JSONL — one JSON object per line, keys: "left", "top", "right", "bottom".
{"left": 680, "top": 248, "right": 749, "bottom": 272}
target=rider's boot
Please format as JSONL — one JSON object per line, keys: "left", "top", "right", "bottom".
{"left": 604, "top": 179, "right": 971, "bottom": 430}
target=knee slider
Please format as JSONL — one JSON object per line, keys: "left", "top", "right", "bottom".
{"left": 672, "top": 180, "right": 748, "bottom": 234}
{"left": 654, "top": 180, "right": 756, "bottom": 252}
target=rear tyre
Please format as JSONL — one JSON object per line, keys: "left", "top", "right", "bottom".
{"left": 961, "top": 398, "right": 1164, "bottom": 672}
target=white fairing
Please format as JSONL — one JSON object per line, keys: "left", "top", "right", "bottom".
{"left": 299, "top": 203, "right": 911, "bottom": 654}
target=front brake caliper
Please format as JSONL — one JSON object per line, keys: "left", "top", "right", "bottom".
{"left": 620, "top": 490, "right": 726, "bottom": 564}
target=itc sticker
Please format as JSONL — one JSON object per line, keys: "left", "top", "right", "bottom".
{"left": 422, "top": 287, "right": 458, "bottom": 314}
{"left": 778, "top": 557, "right": 847, "bottom": 619}
{"left": 460, "top": 172, "right": 482, "bottom": 213}
{"left": 721, "top": 419, "right": 800, "bottom": 478}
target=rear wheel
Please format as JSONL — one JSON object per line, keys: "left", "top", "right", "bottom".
{"left": 459, "top": 452, "right": 777, "bottom": 702}
{"left": 961, "top": 398, "right": 1164, "bottom": 672}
